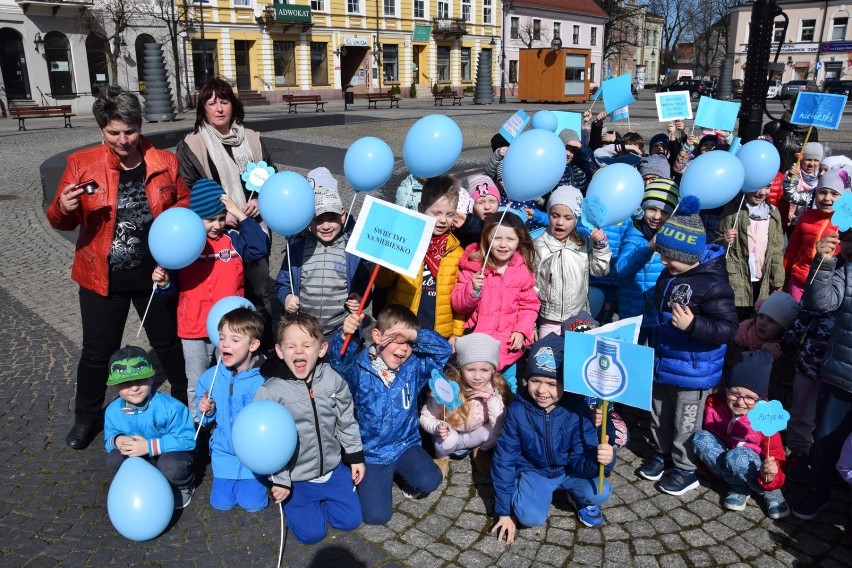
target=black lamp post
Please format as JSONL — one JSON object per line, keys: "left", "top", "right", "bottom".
{"left": 195, "top": 0, "right": 207, "bottom": 82}
{"left": 499, "top": 2, "right": 508, "bottom": 104}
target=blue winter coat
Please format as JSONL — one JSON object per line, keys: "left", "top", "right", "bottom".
{"left": 492, "top": 390, "right": 616, "bottom": 517}
{"left": 579, "top": 222, "right": 627, "bottom": 288}
{"left": 104, "top": 392, "right": 196, "bottom": 456}
{"left": 615, "top": 221, "right": 665, "bottom": 325}
{"left": 329, "top": 329, "right": 451, "bottom": 465}
{"left": 197, "top": 359, "right": 266, "bottom": 480}
{"left": 651, "top": 244, "right": 738, "bottom": 389}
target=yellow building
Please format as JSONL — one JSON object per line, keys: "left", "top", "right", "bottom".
{"left": 187, "top": 0, "right": 502, "bottom": 100}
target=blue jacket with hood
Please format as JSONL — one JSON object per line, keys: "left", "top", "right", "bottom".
{"left": 615, "top": 220, "right": 666, "bottom": 325}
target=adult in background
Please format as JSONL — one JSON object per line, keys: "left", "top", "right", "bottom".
{"left": 176, "top": 78, "right": 275, "bottom": 348}
{"left": 46, "top": 87, "right": 189, "bottom": 450}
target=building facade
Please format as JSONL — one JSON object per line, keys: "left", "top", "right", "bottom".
{"left": 604, "top": 0, "right": 662, "bottom": 88}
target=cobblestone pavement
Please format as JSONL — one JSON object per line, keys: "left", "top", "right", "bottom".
{"left": 1, "top": 98, "right": 852, "bottom": 566}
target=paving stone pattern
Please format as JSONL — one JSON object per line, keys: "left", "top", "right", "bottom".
{"left": 1, "top": 100, "right": 851, "bottom": 566}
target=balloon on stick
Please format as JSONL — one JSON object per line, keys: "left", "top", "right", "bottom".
{"left": 107, "top": 457, "right": 174, "bottom": 541}
{"left": 402, "top": 114, "right": 463, "bottom": 178}
{"left": 232, "top": 400, "right": 298, "bottom": 475}
{"left": 680, "top": 151, "right": 745, "bottom": 209}
{"left": 585, "top": 163, "right": 644, "bottom": 227}
{"left": 258, "top": 171, "right": 316, "bottom": 236}
{"left": 148, "top": 207, "right": 207, "bottom": 270}
{"left": 502, "top": 129, "right": 567, "bottom": 202}
{"left": 206, "top": 296, "right": 255, "bottom": 347}
{"left": 344, "top": 137, "right": 395, "bottom": 192}
{"left": 736, "top": 139, "right": 781, "bottom": 192}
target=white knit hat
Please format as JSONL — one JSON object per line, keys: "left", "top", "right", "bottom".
{"left": 547, "top": 185, "right": 583, "bottom": 217}
{"left": 455, "top": 333, "right": 501, "bottom": 368}
{"left": 758, "top": 291, "right": 799, "bottom": 331}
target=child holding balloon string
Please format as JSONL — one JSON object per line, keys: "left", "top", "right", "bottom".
{"left": 419, "top": 333, "right": 513, "bottom": 478}
{"left": 452, "top": 212, "right": 541, "bottom": 393}
{"left": 152, "top": 179, "right": 268, "bottom": 419}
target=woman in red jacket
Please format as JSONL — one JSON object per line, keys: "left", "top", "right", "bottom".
{"left": 46, "top": 87, "right": 190, "bottom": 450}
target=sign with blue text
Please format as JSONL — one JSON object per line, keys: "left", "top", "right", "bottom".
{"left": 694, "top": 96, "right": 740, "bottom": 131}
{"left": 498, "top": 109, "right": 531, "bottom": 143}
{"left": 748, "top": 400, "right": 790, "bottom": 436}
{"left": 790, "top": 92, "right": 847, "bottom": 129}
{"left": 346, "top": 195, "right": 436, "bottom": 278}
{"left": 655, "top": 91, "right": 693, "bottom": 121}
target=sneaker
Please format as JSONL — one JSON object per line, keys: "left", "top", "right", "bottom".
{"left": 763, "top": 490, "right": 790, "bottom": 520}
{"left": 658, "top": 468, "right": 700, "bottom": 496}
{"left": 723, "top": 490, "right": 750, "bottom": 511}
{"left": 786, "top": 453, "right": 810, "bottom": 483}
{"left": 638, "top": 455, "right": 667, "bottom": 481}
{"left": 176, "top": 487, "right": 194, "bottom": 510}
{"left": 576, "top": 505, "right": 605, "bottom": 527}
{"left": 402, "top": 489, "right": 426, "bottom": 499}
{"left": 791, "top": 492, "right": 829, "bottom": 520}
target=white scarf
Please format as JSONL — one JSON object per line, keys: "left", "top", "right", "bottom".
{"left": 199, "top": 122, "right": 255, "bottom": 208}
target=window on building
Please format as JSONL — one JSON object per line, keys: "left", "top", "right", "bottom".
{"left": 590, "top": 62, "right": 595, "bottom": 82}
{"left": 347, "top": 0, "right": 360, "bottom": 13}
{"left": 310, "top": 42, "right": 328, "bottom": 86}
{"left": 533, "top": 19, "right": 541, "bottom": 40}
{"left": 437, "top": 46, "right": 450, "bottom": 81}
{"left": 508, "top": 59, "right": 517, "bottom": 83}
{"left": 833, "top": 17, "right": 849, "bottom": 41}
{"left": 311, "top": 0, "right": 325, "bottom": 10}
{"left": 192, "top": 39, "right": 218, "bottom": 87}
{"left": 438, "top": 0, "right": 449, "bottom": 18}
{"left": 483, "top": 0, "right": 492, "bottom": 24}
{"left": 45, "top": 32, "right": 74, "bottom": 95}
{"left": 85, "top": 33, "right": 108, "bottom": 93}
{"left": 234, "top": 0, "right": 250, "bottom": 6}
{"left": 591, "top": 27, "right": 597, "bottom": 46}
{"left": 383, "top": 44, "right": 399, "bottom": 82}
{"left": 510, "top": 17, "right": 519, "bottom": 39}
{"left": 414, "top": 0, "right": 424, "bottom": 18}
{"left": 553, "top": 22, "right": 560, "bottom": 39}
{"left": 801, "top": 19, "right": 816, "bottom": 42}
{"left": 462, "top": 0, "right": 471, "bottom": 22}
{"left": 460, "top": 47, "right": 471, "bottom": 80}
{"left": 573, "top": 25, "right": 580, "bottom": 45}
{"left": 773, "top": 20, "right": 784, "bottom": 42}
{"left": 273, "top": 41, "right": 296, "bottom": 86}
{"left": 384, "top": 0, "right": 395, "bottom": 16}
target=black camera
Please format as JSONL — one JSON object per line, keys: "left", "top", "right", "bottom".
{"left": 75, "top": 179, "right": 98, "bottom": 195}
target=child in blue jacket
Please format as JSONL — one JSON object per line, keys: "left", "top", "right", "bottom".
{"left": 638, "top": 196, "right": 738, "bottom": 496}
{"left": 331, "top": 305, "right": 452, "bottom": 525}
{"left": 104, "top": 346, "right": 196, "bottom": 509}
{"left": 491, "top": 333, "right": 615, "bottom": 544}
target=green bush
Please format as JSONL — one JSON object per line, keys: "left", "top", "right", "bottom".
{"left": 389, "top": 84, "right": 401, "bottom": 95}
{"left": 410, "top": 82, "right": 417, "bottom": 98}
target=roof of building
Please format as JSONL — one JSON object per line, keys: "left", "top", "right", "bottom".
{"left": 513, "top": 0, "right": 608, "bottom": 18}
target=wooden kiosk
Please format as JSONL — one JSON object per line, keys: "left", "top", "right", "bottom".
{"left": 517, "top": 47, "right": 592, "bottom": 103}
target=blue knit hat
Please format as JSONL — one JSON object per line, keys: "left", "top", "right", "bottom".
{"left": 526, "top": 332, "right": 563, "bottom": 381}
{"left": 190, "top": 179, "right": 226, "bottom": 219}
{"left": 655, "top": 195, "right": 705, "bottom": 264}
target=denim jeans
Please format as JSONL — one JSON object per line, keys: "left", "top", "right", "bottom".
{"left": 808, "top": 383, "right": 852, "bottom": 499}
{"left": 512, "top": 469, "right": 612, "bottom": 527}
{"left": 693, "top": 430, "right": 762, "bottom": 493}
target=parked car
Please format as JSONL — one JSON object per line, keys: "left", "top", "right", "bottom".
{"left": 656, "top": 78, "right": 715, "bottom": 100}
{"left": 731, "top": 79, "right": 744, "bottom": 99}
{"left": 825, "top": 80, "right": 852, "bottom": 100}
{"left": 779, "top": 80, "right": 817, "bottom": 100}
{"left": 766, "top": 80, "right": 782, "bottom": 99}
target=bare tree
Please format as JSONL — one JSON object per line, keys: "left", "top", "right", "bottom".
{"left": 514, "top": 19, "right": 550, "bottom": 49}
{"left": 594, "top": 0, "right": 647, "bottom": 64}
{"left": 644, "top": 0, "right": 695, "bottom": 74}
{"left": 686, "top": 0, "right": 747, "bottom": 77}
{"left": 79, "top": 0, "right": 144, "bottom": 88}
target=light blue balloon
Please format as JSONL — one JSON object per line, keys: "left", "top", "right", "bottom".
{"left": 148, "top": 207, "right": 206, "bottom": 270}
{"left": 258, "top": 171, "right": 315, "bottom": 236}
{"left": 503, "top": 129, "right": 567, "bottom": 202}
{"left": 737, "top": 140, "right": 781, "bottom": 192}
{"left": 344, "top": 137, "right": 395, "bottom": 192}
{"left": 107, "top": 457, "right": 174, "bottom": 541}
{"left": 588, "top": 287, "right": 605, "bottom": 319}
{"left": 232, "top": 400, "right": 298, "bottom": 475}
{"left": 402, "top": 114, "right": 463, "bottom": 178}
{"left": 531, "top": 110, "right": 558, "bottom": 132}
{"left": 206, "top": 295, "right": 255, "bottom": 346}
{"left": 585, "top": 163, "right": 644, "bottom": 227}
{"left": 681, "top": 151, "right": 745, "bottom": 209}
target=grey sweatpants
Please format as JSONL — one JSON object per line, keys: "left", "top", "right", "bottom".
{"left": 650, "top": 383, "right": 709, "bottom": 471}
{"left": 182, "top": 338, "right": 216, "bottom": 419}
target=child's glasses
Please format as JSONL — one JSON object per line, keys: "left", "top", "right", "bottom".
{"left": 725, "top": 389, "right": 759, "bottom": 405}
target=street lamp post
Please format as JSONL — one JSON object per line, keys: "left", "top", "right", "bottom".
{"left": 500, "top": 0, "right": 512, "bottom": 103}
{"left": 195, "top": 0, "right": 207, "bottom": 83}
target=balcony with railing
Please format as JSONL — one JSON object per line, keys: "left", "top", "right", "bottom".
{"left": 17, "top": 0, "right": 94, "bottom": 15}
{"left": 432, "top": 18, "right": 467, "bottom": 39}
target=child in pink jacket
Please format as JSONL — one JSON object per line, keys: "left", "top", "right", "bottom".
{"left": 451, "top": 212, "right": 540, "bottom": 392}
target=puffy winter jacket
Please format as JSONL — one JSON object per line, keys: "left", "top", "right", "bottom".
{"left": 651, "top": 245, "right": 738, "bottom": 389}
{"left": 255, "top": 359, "right": 363, "bottom": 488}
{"left": 579, "top": 222, "right": 627, "bottom": 289}
{"left": 784, "top": 209, "right": 839, "bottom": 285}
{"left": 329, "top": 329, "right": 452, "bottom": 465}
{"left": 104, "top": 391, "right": 195, "bottom": 456}
{"left": 492, "top": 390, "right": 616, "bottom": 517}
{"left": 615, "top": 222, "right": 665, "bottom": 325}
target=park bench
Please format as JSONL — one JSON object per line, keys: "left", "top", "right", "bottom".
{"left": 9, "top": 105, "right": 75, "bottom": 131}
{"left": 433, "top": 91, "right": 464, "bottom": 106}
{"left": 284, "top": 95, "right": 326, "bottom": 113}
{"left": 366, "top": 92, "right": 401, "bottom": 109}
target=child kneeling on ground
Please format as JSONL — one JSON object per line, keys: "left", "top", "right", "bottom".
{"left": 491, "top": 333, "right": 615, "bottom": 544}
{"left": 256, "top": 312, "right": 365, "bottom": 544}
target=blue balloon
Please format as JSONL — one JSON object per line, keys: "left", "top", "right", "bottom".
{"left": 737, "top": 140, "right": 781, "bottom": 192}
{"left": 585, "top": 163, "right": 644, "bottom": 227}
{"left": 232, "top": 400, "right": 298, "bottom": 475}
{"left": 503, "top": 129, "right": 567, "bottom": 202}
{"left": 588, "top": 287, "right": 605, "bottom": 319}
{"left": 681, "top": 151, "right": 746, "bottom": 209}
{"left": 403, "top": 114, "right": 463, "bottom": 178}
{"left": 107, "top": 457, "right": 174, "bottom": 541}
{"left": 258, "top": 171, "right": 315, "bottom": 236}
{"left": 531, "top": 110, "right": 558, "bottom": 132}
{"left": 206, "top": 295, "right": 255, "bottom": 346}
{"left": 344, "top": 137, "right": 395, "bottom": 192}
{"left": 148, "top": 207, "right": 206, "bottom": 270}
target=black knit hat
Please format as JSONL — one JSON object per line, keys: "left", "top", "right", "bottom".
{"left": 727, "top": 350, "right": 773, "bottom": 399}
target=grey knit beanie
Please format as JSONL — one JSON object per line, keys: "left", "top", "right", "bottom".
{"left": 455, "top": 333, "right": 501, "bottom": 369}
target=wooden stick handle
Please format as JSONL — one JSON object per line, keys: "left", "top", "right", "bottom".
{"left": 598, "top": 399, "right": 609, "bottom": 494}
